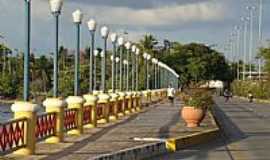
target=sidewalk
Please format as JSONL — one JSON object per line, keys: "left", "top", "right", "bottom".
{"left": 6, "top": 98, "right": 216, "bottom": 160}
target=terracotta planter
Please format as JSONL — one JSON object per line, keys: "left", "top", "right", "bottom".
{"left": 181, "top": 106, "right": 204, "bottom": 127}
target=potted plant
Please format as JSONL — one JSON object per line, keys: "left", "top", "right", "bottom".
{"left": 181, "top": 90, "right": 213, "bottom": 127}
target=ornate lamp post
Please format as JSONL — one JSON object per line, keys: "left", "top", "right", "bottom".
{"left": 123, "top": 59, "right": 128, "bottom": 91}
{"left": 146, "top": 54, "right": 151, "bottom": 90}
{"left": 131, "top": 45, "right": 136, "bottom": 91}
{"left": 152, "top": 58, "right": 158, "bottom": 89}
{"left": 124, "top": 41, "right": 131, "bottom": 91}
{"left": 49, "top": 0, "right": 63, "bottom": 97}
{"left": 143, "top": 53, "right": 148, "bottom": 90}
{"left": 135, "top": 48, "right": 140, "bottom": 91}
{"left": 72, "top": 9, "right": 83, "bottom": 96}
{"left": 118, "top": 37, "right": 124, "bottom": 91}
{"left": 110, "top": 33, "right": 118, "bottom": 92}
{"left": 87, "top": 19, "right": 97, "bottom": 93}
{"left": 23, "top": 0, "right": 31, "bottom": 101}
{"left": 100, "top": 26, "right": 109, "bottom": 93}
{"left": 93, "top": 49, "right": 99, "bottom": 90}
{"left": 115, "top": 57, "right": 120, "bottom": 90}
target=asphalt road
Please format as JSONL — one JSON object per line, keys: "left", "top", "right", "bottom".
{"left": 152, "top": 97, "right": 270, "bottom": 160}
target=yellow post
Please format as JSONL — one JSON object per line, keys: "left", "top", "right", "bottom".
{"left": 43, "top": 98, "right": 66, "bottom": 143}
{"left": 125, "top": 92, "right": 132, "bottom": 115}
{"left": 109, "top": 93, "right": 119, "bottom": 121}
{"left": 11, "top": 102, "right": 40, "bottom": 155}
{"left": 97, "top": 93, "right": 110, "bottom": 124}
{"left": 135, "top": 91, "right": 142, "bottom": 112}
{"left": 83, "top": 94, "right": 98, "bottom": 128}
{"left": 66, "top": 96, "right": 85, "bottom": 135}
{"left": 117, "top": 92, "right": 126, "bottom": 117}
{"left": 131, "top": 92, "right": 137, "bottom": 113}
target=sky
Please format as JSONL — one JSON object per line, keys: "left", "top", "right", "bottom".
{"left": 0, "top": 0, "right": 270, "bottom": 56}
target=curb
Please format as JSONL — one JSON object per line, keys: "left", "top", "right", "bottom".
{"left": 91, "top": 111, "right": 220, "bottom": 160}
{"left": 235, "top": 96, "right": 270, "bottom": 104}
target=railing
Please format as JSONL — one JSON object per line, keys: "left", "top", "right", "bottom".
{"left": 124, "top": 100, "right": 129, "bottom": 110}
{"left": 35, "top": 113, "right": 57, "bottom": 141}
{"left": 64, "top": 108, "right": 78, "bottom": 131}
{"left": 83, "top": 106, "right": 92, "bottom": 125}
{"left": 0, "top": 118, "right": 27, "bottom": 153}
{"left": 96, "top": 103, "right": 105, "bottom": 120}
{"left": 108, "top": 102, "right": 114, "bottom": 116}
{"left": 117, "top": 100, "right": 123, "bottom": 113}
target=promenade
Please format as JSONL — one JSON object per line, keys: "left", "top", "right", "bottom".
{"left": 154, "top": 97, "right": 270, "bottom": 160}
{"left": 5, "top": 98, "right": 216, "bottom": 160}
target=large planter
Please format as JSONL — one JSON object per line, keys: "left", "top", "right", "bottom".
{"left": 181, "top": 106, "right": 204, "bottom": 127}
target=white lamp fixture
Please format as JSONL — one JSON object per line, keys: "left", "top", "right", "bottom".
{"left": 49, "top": 0, "right": 64, "bottom": 13}
{"left": 123, "top": 60, "right": 127, "bottom": 65}
{"left": 131, "top": 45, "right": 136, "bottom": 53}
{"left": 87, "top": 19, "right": 96, "bottom": 31}
{"left": 118, "top": 37, "right": 124, "bottom": 46}
{"left": 110, "top": 33, "right": 118, "bottom": 43}
{"left": 125, "top": 41, "right": 131, "bottom": 50}
{"left": 100, "top": 51, "right": 105, "bottom": 58}
{"left": 72, "top": 9, "right": 83, "bottom": 24}
{"left": 100, "top": 26, "right": 109, "bottom": 39}
{"left": 110, "top": 55, "right": 114, "bottom": 61}
{"left": 143, "top": 53, "right": 148, "bottom": 59}
{"left": 135, "top": 48, "right": 140, "bottom": 55}
{"left": 147, "top": 54, "right": 151, "bottom": 60}
{"left": 94, "top": 49, "right": 99, "bottom": 57}
{"left": 115, "top": 57, "right": 120, "bottom": 63}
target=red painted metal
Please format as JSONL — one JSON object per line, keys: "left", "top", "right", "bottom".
{"left": 124, "top": 99, "right": 129, "bottom": 110}
{"left": 108, "top": 102, "right": 114, "bottom": 115}
{"left": 117, "top": 100, "right": 123, "bottom": 113}
{"left": 96, "top": 104, "right": 105, "bottom": 120}
{"left": 0, "top": 118, "right": 26, "bottom": 153}
{"left": 64, "top": 109, "right": 77, "bottom": 131}
{"left": 35, "top": 113, "right": 56, "bottom": 141}
{"left": 83, "top": 106, "right": 92, "bottom": 125}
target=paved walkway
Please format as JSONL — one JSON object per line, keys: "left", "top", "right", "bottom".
{"left": 5, "top": 98, "right": 215, "bottom": 160}
{"left": 154, "top": 97, "right": 270, "bottom": 160}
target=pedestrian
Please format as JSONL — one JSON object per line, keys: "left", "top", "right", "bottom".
{"left": 223, "top": 89, "right": 232, "bottom": 102}
{"left": 248, "top": 91, "right": 253, "bottom": 103}
{"left": 167, "top": 85, "right": 176, "bottom": 105}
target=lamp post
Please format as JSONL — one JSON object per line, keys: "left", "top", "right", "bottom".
{"left": 143, "top": 53, "right": 148, "bottom": 90}
{"left": 100, "top": 26, "right": 109, "bottom": 93}
{"left": 110, "top": 33, "right": 118, "bottom": 93}
{"left": 135, "top": 48, "right": 140, "bottom": 91}
{"left": 23, "top": 0, "right": 31, "bottom": 101}
{"left": 258, "top": 0, "right": 263, "bottom": 80}
{"left": 146, "top": 54, "right": 151, "bottom": 90}
{"left": 235, "top": 25, "right": 241, "bottom": 80}
{"left": 87, "top": 19, "right": 96, "bottom": 93}
{"left": 118, "top": 37, "right": 124, "bottom": 91}
{"left": 72, "top": 9, "right": 83, "bottom": 96}
{"left": 125, "top": 41, "right": 131, "bottom": 91}
{"left": 93, "top": 49, "right": 99, "bottom": 90}
{"left": 123, "top": 59, "right": 128, "bottom": 91}
{"left": 115, "top": 57, "right": 120, "bottom": 90}
{"left": 247, "top": 6, "right": 256, "bottom": 79}
{"left": 49, "top": 0, "right": 63, "bottom": 98}
{"left": 131, "top": 45, "right": 136, "bottom": 91}
{"left": 241, "top": 17, "right": 249, "bottom": 80}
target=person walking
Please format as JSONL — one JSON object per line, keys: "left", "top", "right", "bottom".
{"left": 167, "top": 85, "right": 176, "bottom": 105}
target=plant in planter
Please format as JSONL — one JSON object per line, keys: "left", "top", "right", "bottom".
{"left": 181, "top": 90, "right": 213, "bottom": 127}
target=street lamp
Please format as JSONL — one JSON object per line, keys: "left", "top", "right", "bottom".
{"left": 241, "top": 16, "right": 249, "bottom": 80}
{"left": 125, "top": 41, "right": 131, "bottom": 91}
{"left": 123, "top": 59, "right": 128, "bottom": 91}
{"left": 146, "top": 54, "right": 151, "bottom": 90}
{"left": 110, "top": 33, "right": 118, "bottom": 92}
{"left": 87, "top": 19, "right": 97, "bottom": 93}
{"left": 72, "top": 9, "right": 83, "bottom": 96}
{"left": 143, "top": 53, "right": 148, "bottom": 90}
{"left": 135, "top": 48, "right": 140, "bottom": 91}
{"left": 93, "top": 49, "right": 99, "bottom": 90}
{"left": 247, "top": 6, "right": 256, "bottom": 79}
{"left": 118, "top": 37, "right": 124, "bottom": 91}
{"left": 131, "top": 45, "right": 136, "bottom": 91}
{"left": 100, "top": 26, "right": 109, "bottom": 93}
{"left": 115, "top": 57, "right": 120, "bottom": 90}
{"left": 152, "top": 58, "right": 158, "bottom": 89}
{"left": 49, "top": 0, "right": 63, "bottom": 97}
{"left": 23, "top": 0, "right": 31, "bottom": 101}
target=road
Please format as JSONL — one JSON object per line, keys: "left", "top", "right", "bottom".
{"left": 153, "top": 97, "right": 270, "bottom": 160}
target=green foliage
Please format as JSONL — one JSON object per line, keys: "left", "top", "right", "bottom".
{"left": 0, "top": 73, "right": 18, "bottom": 97}
{"left": 182, "top": 89, "right": 214, "bottom": 110}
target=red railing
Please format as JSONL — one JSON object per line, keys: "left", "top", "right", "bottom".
{"left": 124, "top": 99, "right": 129, "bottom": 110}
{"left": 83, "top": 106, "right": 92, "bottom": 125}
{"left": 117, "top": 100, "right": 123, "bottom": 113}
{"left": 64, "top": 109, "right": 77, "bottom": 131}
{"left": 35, "top": 113, "right": 56, "bottom": 141}
{"left": 96, "top": 103, "right": 105, "bottom": 120}
{"left": 0, "top": 118, "right": 27, "bottom": 153}
{"left": 108, "top": 102, "right": 114, "bottom": 115}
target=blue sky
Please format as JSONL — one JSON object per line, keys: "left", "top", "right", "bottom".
{"left": 0, "top": 0, "right": 269, "bottom": 56}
